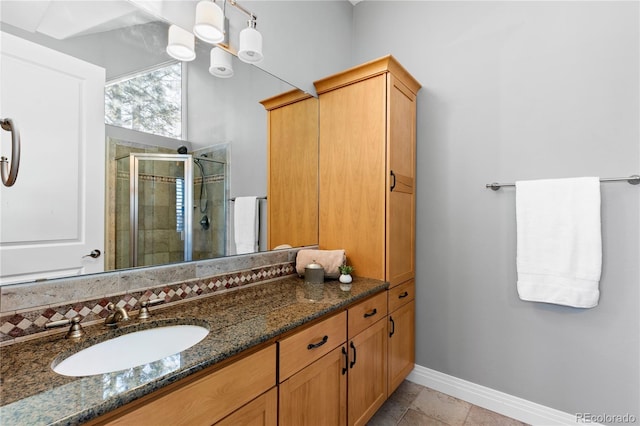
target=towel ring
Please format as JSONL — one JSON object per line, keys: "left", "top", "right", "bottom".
{"left": 1, "top": 118, "right": 20, "bottom": 187}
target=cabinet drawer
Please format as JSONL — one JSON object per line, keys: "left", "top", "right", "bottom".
{"left": 388, "top": 280, "right": 415, "bottom": 312}
{"left": 105, "top": 345, "right": 276, "bottom": 426}
{"left": 279, "top": 311, "right": 347, "bottom": 381}
{"left": 348, "top": 291, "right": 387, "bottom": 338}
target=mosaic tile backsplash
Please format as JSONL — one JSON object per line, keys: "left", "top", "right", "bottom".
{"left": 0, "top": 248, "right": 304, "bottom": 345}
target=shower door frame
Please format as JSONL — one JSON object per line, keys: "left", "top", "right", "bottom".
{"left": 129, "top": 153, "right": 193, "bottom": 267}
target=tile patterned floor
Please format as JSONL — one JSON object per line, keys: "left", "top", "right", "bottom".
{"left": 368, "top": 381, "right": 529, "bottom": 426}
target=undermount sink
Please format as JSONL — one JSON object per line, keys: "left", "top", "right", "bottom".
{"left": 52, "top": 324, "right": 209, "bottom": 377}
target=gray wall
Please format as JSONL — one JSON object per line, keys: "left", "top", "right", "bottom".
{"left": 242, "top": 0, "right": 354, "bottom": 95}
{"left": 352, "top": 1, "right": 639, "bottom": 418}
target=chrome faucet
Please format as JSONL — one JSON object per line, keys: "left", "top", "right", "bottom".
{"left": 105, "top": 302, "right": 130, "bottom": 327}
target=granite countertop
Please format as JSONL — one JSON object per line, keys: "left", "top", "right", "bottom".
{"left": 0, "top": 276, "right": 387, "bottom": 425}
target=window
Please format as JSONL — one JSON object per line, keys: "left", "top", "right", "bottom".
{"left": 176, "top": 177, "right": 185, "bottom": 232}
{"left": 105, "top": 62, "right": 182, "bottom": 139}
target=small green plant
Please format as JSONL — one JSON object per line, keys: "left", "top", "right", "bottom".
{"left": 338, "top": 264, "right": 353, "bottom": 275}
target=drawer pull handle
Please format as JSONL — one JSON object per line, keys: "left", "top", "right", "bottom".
{"left": 342, "top": 346, "right": 348, "bottom": 375}
{"left": 389, "top": 316, "right": 395, "bottom": 337}
{"left": 307, "top": 335, "right": 328, "bottom": 350}
{"left": 349, "top": 341, "right": 357, "bottom": 368}
{"left": 363, "top": 308, "right": 378, "bottom": 318}
{"left": 398, "top": 291, "right": 409, "bottom": 299}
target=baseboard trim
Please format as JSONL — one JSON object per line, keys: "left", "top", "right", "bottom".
{"left": 406, "top": 364, "right": 600, "bottom": 426}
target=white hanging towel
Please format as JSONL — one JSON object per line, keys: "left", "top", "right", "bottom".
{"left": 234, "top": 196, "right": 258, "bottom": 254}
{"left": 515, "top": 177, "right": 602, "bottom": 308}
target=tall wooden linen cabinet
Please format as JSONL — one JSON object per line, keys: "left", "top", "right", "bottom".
{"left": 315, "top": 55, "right": 421, "bottom": 396}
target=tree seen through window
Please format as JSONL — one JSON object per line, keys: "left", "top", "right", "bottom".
{"left": 105, "top": 62, "right": 182, "bottom": 139}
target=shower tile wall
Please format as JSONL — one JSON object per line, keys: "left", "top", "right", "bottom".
{"left": 192, "top": 145, "right": 228, "bottom": 261}
{"left": 193, "top": 167, "right": 226, "bottom": 260}
{"left": 138, "top": 161, "right": 184, "bottom": 267}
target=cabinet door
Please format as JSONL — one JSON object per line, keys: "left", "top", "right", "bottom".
{"left": 388, "top": 300, "right": 415, "bottom": 394}
{"left": 279, "top": 345, "right": 348, "bottom": 426}
{"left": 319, "top": 75, "right": 387, "bottom": 281}
{"left": 265, "top": 94, "right": 318, "bottom": 249}
{"left": 386, "top": 74, "right": 417, "bottom": 286}
{"left": 215, "top": 387, "right": 277, "bottom": 426}
{"left": 348, "top": 318, "right": 388, "bottom": 426}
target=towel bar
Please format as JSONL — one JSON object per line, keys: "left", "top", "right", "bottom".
{"left": 230, "top": 196, "right": 267, "bottom": 201}
{"left": 486, "top": 175, "right": 640, "bottom": 191}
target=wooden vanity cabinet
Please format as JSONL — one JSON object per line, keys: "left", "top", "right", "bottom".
{"left": 94, "top": 345, "right": 276, "bottom": 426}
{"left": 346, "top": 292, "right": 388, "bottom": 426}
{"left": 387, "top": 280, "right": 416, "bottom": 395}
{"left": 260, "top": 89, "right": 319, "bottom": 250}
{"left": 278, "top": 312, "right": 348, "bottom": 426}
{"left": 278, "top": 293, "right": 388, "bottom": 426}
{"left": 315, "top": 55, "right": 421, "bottom": 287}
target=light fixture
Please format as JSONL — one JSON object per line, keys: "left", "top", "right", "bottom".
{"left": 165, "top": 0, "right": 264, "bottom": 68}
{"left": 193, "top": 0, "right": 225, "bottom": 44}
{"left": 238, "top": 18, "right": 263, "bottom": 64}
{"left": 166, "top": 24, "right": 196, "bottom": 61}
{"left": 209, "top": 47, "right": 234, "bottom": 78}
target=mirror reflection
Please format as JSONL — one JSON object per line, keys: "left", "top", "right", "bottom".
{"left": 0, "top": 1, "right": 307, "bottom": 285}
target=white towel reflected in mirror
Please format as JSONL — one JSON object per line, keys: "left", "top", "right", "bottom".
{"left": 234, "top": 196, "right": 258, "bottom": 254}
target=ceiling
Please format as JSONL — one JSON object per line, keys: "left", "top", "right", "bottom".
{"left": 1, "top": 1, "right": 155, "bottom": 40}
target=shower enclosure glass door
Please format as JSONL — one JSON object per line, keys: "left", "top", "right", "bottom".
{"left": 113, "top": 151, "right": 227, "bottom": 270}
{"left": 121, "top": 153, "right": 193, "bottom": 268}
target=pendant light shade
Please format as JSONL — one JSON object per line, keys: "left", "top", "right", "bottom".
{"left": 166, "top": 0, "right": 264, "bottom": 66}
{"left": 166, "top": 25, "right": 196, "bottom": 61}
{"left": 193, "top": 1, "right": 225, "bottom": 44}
{"left": 209, "top": 47, "right": 234, "bottom": 78}
{"left": 238, "top": 21, "right": 263, "bottom": 64}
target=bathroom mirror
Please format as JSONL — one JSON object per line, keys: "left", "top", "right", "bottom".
{"left": 0, "top": 1, "right": 313, "bottom": 285}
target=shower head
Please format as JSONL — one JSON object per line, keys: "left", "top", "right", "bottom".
{"left": 177, "top": 146, "right": 188, "bottom": 154}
